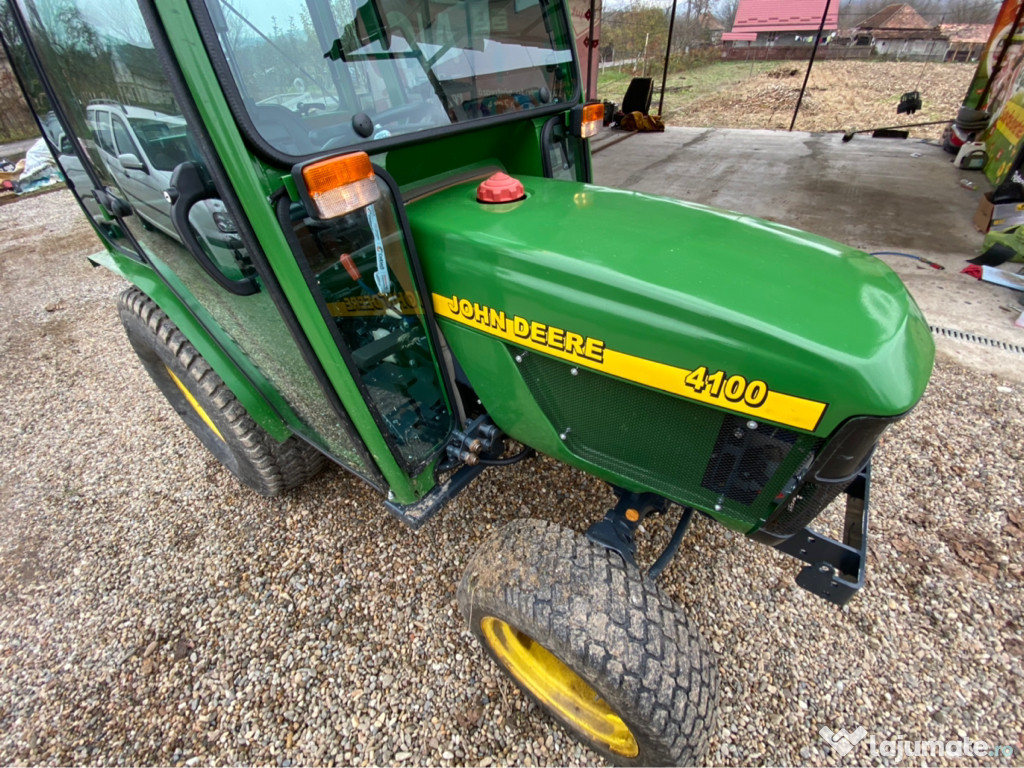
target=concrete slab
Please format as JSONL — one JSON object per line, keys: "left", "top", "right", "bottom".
{"left": 593, "top": 127, "right": 1024, "bottom": 383}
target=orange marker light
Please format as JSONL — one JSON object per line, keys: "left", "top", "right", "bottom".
{"left": 579, "top": 103, "right": 604, "bottom": 138}
{"left": 570, "top": 102, "right": 606, "bottom": 139}
{"left": 300, "top": 152, "right": 380, "bottom": 219}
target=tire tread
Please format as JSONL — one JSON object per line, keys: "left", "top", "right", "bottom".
{"left": 458, "top": 519, "right": 718, "bottom": 766}
{"left": 118, "top": 287, "right": 324, "bottom": 496}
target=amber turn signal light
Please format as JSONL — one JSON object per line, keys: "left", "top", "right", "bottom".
{"left": 570, "top": 102, "right": 604, "bottom": 139}
{"left": 298, "top": 152, "right": 380, "bottom": 219}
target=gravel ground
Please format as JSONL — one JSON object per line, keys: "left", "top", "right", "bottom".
{"left": 1, "top": 190, "right": 1022, "bottom": 767}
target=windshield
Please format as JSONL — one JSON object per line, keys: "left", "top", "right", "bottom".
{"left": 201, "top": 0, "right": 576, "bottom": 156}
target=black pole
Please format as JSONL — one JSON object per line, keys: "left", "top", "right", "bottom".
{"left": 586, "top": 0, "right": 596, "bottom": 100}
{"left": 789, "top": 0, "right": 832, "bottom": 131}
{"left": 657, "top": 0, "right": 680, "bottom": 115}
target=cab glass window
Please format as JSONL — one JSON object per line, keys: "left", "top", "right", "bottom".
{"left": 284, "top": 179, "right": 454, "bottom": 468}
{"left": 111, "top": 116, "right": 137, "bottom": 156}
{"left": 201, "top": 0, "right": 577, "bottom": 156}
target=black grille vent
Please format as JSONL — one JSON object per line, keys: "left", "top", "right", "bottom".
{"left": 930, "top": 325, "right": 1024, "bottom": 356}
{"left": 763, "top": 478, "right": 853, "bottom": 537}
{"left": 516, "top": 350, "right": 821, "bottom": 531}
{"left": 702, "top": 416, "right": 798, "bottom": 506}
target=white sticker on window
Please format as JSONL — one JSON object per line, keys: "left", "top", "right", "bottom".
{"left": 367, "top": 204, "right": 391, "bottom": 295}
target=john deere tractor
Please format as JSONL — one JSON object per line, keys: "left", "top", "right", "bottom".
{"left": 1, "top": 0, "right": 933, "bottom": 763}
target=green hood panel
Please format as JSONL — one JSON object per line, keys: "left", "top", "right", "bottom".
{"left": 407, "top": 177, "right": 934, "bottom": 437}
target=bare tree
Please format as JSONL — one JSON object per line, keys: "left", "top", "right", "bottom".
{"left": 600, "top": 0, "right": 669, "bottom": 74}
{"left": 714, "top": 0, "right": 739, "bottom": 30}
{"left": 675, "top": 0, "right": 715, "bottom": 50}
{"left": 839, "top": 0, "right": 1000, "bottom": 28}
{"left": 940, "top": 0, "right": 1000, "bottom": 23}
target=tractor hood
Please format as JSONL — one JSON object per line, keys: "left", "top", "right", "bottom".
{"left": 406, "top": 175, "right": 934, "bottom": 437}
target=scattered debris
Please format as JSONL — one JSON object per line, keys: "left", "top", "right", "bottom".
{"left": 616, "top": 111, "right": 665, "bottom": 132}
{"left": 960, "top": 264, "right": 1024, "bottom": 291}
{"left": 974, "top": 225, "right": 1024, "bottom": 265}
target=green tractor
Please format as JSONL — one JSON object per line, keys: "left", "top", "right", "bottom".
{"left": 1, "top": 0, "right": 933, "bottom": 763}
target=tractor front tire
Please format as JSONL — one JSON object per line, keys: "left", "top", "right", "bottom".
{"left": 118, "top": 287, "right": 324, "bottom": 496}
{"left": 458, "top": 519, "right": 718, "bottom": 767}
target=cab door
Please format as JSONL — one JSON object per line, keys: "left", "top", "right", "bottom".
{"left": 3, "top": 0, "right": 381, "bottom": 479}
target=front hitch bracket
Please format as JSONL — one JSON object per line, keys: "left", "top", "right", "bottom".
{"left": 586, "top": 489, "right": 669, "bottom": 566}
{"left": 771, "top": 466, "right": 872, "bottom": 606}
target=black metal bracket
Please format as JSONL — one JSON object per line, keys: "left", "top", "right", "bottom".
{"left": 772, "top": 466, "right": 871, "bottom": 606}
{"left": 385, "top": 416, "right": 508, "bottom": 529}
{"left": 586, "top": 489, "right": 669, "bottom": 566}
{"left": 439, "top": 415, "right": 504, "bottom": 472}
{"left": 383, "top": 461, "right": 488, "bottom": 529}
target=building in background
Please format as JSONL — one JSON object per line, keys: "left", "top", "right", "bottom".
{"left": 721, "top": 0, "right": 839, "bottom": 47}
{"left": 852, "top": 4, "right": 948, "bottom": 60}
{"left": 941, "top": 23, "right": 994, "bottom": 61}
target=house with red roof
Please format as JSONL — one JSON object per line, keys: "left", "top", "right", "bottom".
{"left": 851, "top": 4, "right": 948, "bottom": 60}
{"left": 722, "top": 0, "right": 839, "bottom": 47}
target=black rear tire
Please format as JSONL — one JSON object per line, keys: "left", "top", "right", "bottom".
{"left": 458, "top": 519, "right": 718, "bottom": 767}
{"left": 118, "top": 286, "right": 324, "bottom": 496}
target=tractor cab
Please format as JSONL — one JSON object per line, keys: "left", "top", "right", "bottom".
{"left": 2, "top": 0, "right": 596, "bottom": 505}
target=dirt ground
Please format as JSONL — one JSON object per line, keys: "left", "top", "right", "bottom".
{"left": 1, "top": 192, "right": 1021, "bottom": 768}
{"left": 600, "top": 60, "right": 977, "bottom": 140}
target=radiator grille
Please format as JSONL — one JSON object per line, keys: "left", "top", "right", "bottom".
{"left": 517, "top": 351, "right": 821, "bottom": 531}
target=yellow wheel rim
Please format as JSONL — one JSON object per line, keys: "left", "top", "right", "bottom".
{"left": 480, "top": 616, "right": 639, "bottom": 758}
{"left": 165, "top": 367, "right": 225, "bottom": 442}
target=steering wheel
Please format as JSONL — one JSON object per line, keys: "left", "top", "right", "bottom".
{"left": 372, "top": 103, "right": 427, "bottom": 128}
{"left": 297, "top": 101, "right": 326, "bottom": 117}
{"left": 318, "top": 121, "right": 363, "bottom": 152}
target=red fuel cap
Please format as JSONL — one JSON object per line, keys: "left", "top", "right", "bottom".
{"left": 477, "top": 172, "right": 526, "bottom": 204}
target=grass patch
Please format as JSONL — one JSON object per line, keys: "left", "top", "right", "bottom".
{"left": 598, "top": 60, "right": 974, "bottom": 139}
{"left": 599, "top": 61, "right": 785, "bottom": 105}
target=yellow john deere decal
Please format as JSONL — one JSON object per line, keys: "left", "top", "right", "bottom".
{"left": 433, "top": 293, "right": 828, "bottom": 432}
{"left": 327, "top": 290, "right": 420, "bottom": 318}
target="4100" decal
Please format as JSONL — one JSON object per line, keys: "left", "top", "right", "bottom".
{"left": 683, "top": 366, "right": 768, "bottom": 408}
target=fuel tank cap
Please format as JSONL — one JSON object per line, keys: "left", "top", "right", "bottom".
{"left": 477, "top": 172, "right": 526, "bottom": 204}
